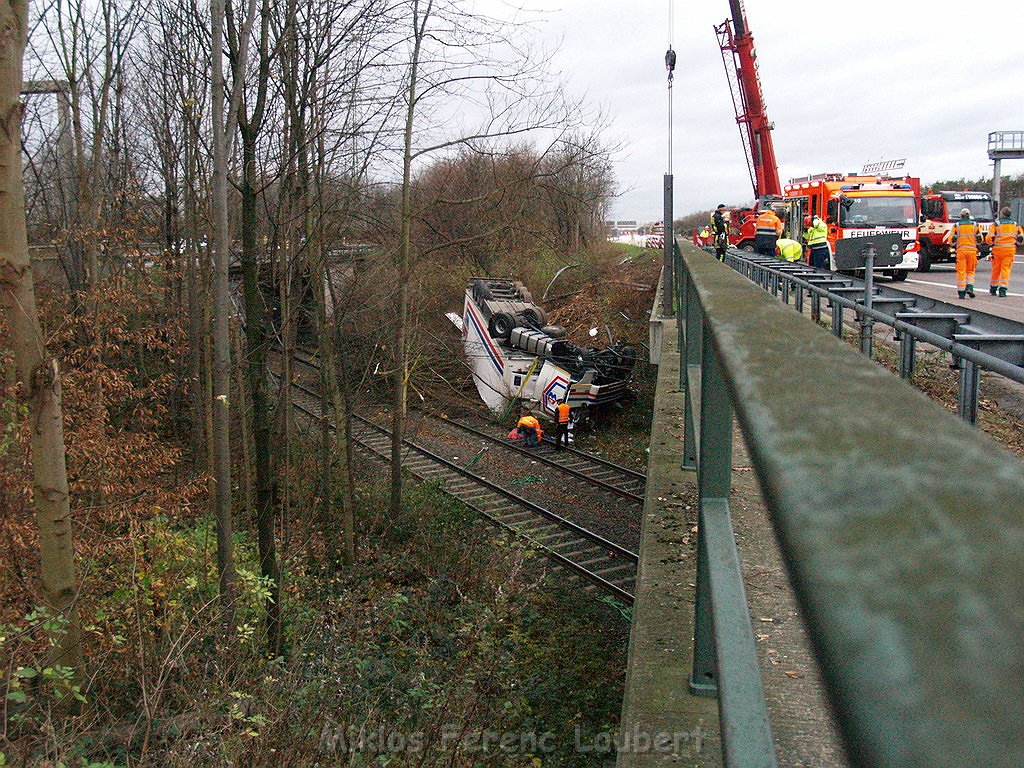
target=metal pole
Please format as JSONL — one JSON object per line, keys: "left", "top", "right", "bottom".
{"left": 993, "top": 158, "right": 1002, "bottom": 209}
{"left": 663, "top": 175, "right": 674, "bottom": 317}
{"left": 662, "top": 43, "right": 676, "bottom": 318}
{"left": 860, "top": 246, "right": 875, "bottom": 358}
{"left": 958, "top": 359, "right": 981, "bottom": 424}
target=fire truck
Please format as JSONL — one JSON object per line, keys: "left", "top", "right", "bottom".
{"left": 917, "top": 190, "right": 996, "bottom": 271}
{"left": 781, "top": 174, "right": 920, "bottom": 280}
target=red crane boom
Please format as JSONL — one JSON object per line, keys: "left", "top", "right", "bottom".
{"left": 715, "top": 0, "right": 781, "bottom": 200}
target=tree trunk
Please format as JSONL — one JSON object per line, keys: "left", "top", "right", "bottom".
{"left": 390, "top": 0, "right": 428, "bottom": 518}
{"left": 210, "top": 0, "right": 236, "bottom": 627}
{"left": 0, "top": 0, "right": 81, "bottom": 676}
{"left": 240, "top": 125, "right": 280, "bottom": 654}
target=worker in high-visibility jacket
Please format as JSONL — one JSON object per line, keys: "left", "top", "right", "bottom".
{"left": 803, "top": 215, "right": 830, "bottom": 270}
{"left": 754, "top": 208, "right": 783, "bottom": 256}
{"left": 516, "top": 412, "right": 543, "bottom": 447}
{"left": 775, "top": 238, "right": 803, "bottom": 263}
{"left": 554, "top": 399, "right": 572, "bottom": 450}
{"left": 948, "top": 207, "right": 981, "bottom": 299}
{"left": 986, "top": 207, "right": 1024, "bottom": 297}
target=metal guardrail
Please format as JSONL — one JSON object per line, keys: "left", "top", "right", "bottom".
{"left": 720, "top": 249, "right": 1024, "bottom": 424}
{"left": 671, "top": 239, "right": 1024, "bottom": 766}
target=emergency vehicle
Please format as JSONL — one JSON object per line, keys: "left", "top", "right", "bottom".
{"left": 782, "top": 174, "right": 920, "bottom": 280}
{"left": 917, "top": 190, "right": 996, "bottom": 271}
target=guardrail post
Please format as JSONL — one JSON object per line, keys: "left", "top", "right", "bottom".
{"left": 689, "top": 318, "right": 730, "bottom": 697}
{"left": 689, "top": 320, "right": 778, "bottom": 765}
{"left": 682, "top": 269, "right": 701, "bottom": 471}
{"left": 859, "top": 249, "right": 875, "bottom": 357}
{"left": 810, "top": 291, "right": 821, "bottom": 324}
{"left": 831, "top": 299, "right": 843, "bottom": 338}
{"left": 958, "top": 358, "right": 981, "bottom": 423}
{"left": 900, "top": 332, "right": 917, "bottom": 379}
{"left": 677, "top": 255, "right": 687, "bottom": 363}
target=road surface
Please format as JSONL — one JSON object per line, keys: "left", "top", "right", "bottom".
{"left": 896, "top": 256, "right": 1024, "bottom": 323}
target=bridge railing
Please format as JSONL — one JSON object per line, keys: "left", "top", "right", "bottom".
{"left": 723, "top": 250, "right": 1024, "bottom": 424}
{"left": 668, "top": 240, "right": 1024, "bottom": 766}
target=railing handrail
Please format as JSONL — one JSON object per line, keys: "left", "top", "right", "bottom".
{"left": 676, "top": 240, "right": 1024, "bottom": 766}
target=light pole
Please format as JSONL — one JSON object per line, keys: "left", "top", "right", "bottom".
{"left": 662, "top": 45, "right": 676, "bottom": 317}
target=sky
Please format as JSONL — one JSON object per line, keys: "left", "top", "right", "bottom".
{"left": 508, "top": 0, "right": 1024, "bottom": 223}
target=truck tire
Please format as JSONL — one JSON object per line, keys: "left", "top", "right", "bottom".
{"left": 518, "top": 307, "right": 545, "bottom": 328}
{"left": 889, "top": 270, "right": 909, "bottom": 282}
{"left": 489, "top": 312, "right": 516, "bottom": 340}
{"left": 917, "top": 247, "right": 932, "bottom": 272}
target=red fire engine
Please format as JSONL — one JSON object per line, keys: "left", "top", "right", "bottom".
{"left": 781, "top": 174, "right": 920, "bottom": 280}
{"left": 917, "top": 190, "right": 996, "bottom": 271}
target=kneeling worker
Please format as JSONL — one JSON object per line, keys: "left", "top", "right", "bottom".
{"left": 516, "top": 411, "right": 543, "bottom": 447}
{"left": 775, "top": 238, "right": 804, "bottom": 263}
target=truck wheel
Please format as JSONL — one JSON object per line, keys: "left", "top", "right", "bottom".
{"left": 489, "top": 312, "right": 516, "bottom": 340}
{"left": 890, "top": 271, "right": 909, "bottom": 282}
{"left": 917, "top": 249, "right": 932, "bottom": 272}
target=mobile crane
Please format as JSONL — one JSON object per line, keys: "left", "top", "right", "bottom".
{"left": 710, "top": 1, "right": 787, "bottom": 250}
{"left": 716, "top": 0, "right": 780, "bottom": 200}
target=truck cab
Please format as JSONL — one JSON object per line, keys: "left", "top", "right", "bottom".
{"left": 783, "top": 174, "right": 920, "bottom": 280}
{"left": 918, "top": 191, "right": 996, "bottom": 271}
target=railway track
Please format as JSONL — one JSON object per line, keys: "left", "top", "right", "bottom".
{"left": 421, "top": 409, "right": 646, "bottom": 504}
{"left": 271, "top": 367, "right": 640, "bottom": 604}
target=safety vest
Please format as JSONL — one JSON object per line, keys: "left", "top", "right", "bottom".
{"left": 556, "top": 402, "right": 571, "bottom": 424}
{"left": 756, "top": 211, "right": 782, "bottom": 236}
{"left": 776, "top": 238, "right": 803, "bottom": 262}
{"left": 517, "top": 415, "right": 540, "bottom": 431}
{"left": 988, "top": 218, "right": 1024, "bottom": 249}
{"left": 805, "top": 218, "right": 828, "bottom": 247}
{"left": 950, "top": 219, "right": 980, "bottom": 254}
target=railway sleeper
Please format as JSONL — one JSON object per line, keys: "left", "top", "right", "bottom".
{"left": 575, "top": 552, "right": 621, "bottom": 568}
{"left": 548, "top": 540, "right": 603, "bottom": 558}
{"left": 592, "top": 562, "right": 636, "bottom": 578}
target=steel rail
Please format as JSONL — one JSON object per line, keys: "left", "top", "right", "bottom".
{"left": 420, "top": 410, "right": 646, "bottom": 504}
{"left": 274, "top": 372, "right": 638, "bottom": 604}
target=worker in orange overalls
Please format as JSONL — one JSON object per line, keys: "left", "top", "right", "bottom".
{"left": 516, "top": 411, "right": 543, "bottom": 447}
{"left": 986, "top": 207, "right": 1024, "bottom": 297}
{"left": 554, "top": 398, "right": 572, "bottom": 450}
{"left": 947, "top": 207, "right": 981, "bottom": 299}
{"left": 754, "top": 207, "right": 783, "bottom": 256}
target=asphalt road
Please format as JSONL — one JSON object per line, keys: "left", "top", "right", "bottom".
{"left": 897, "top": 256, "right": 1024, "bottom": 323}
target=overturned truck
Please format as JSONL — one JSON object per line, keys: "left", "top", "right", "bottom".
{"left": 455, "top": 277, "right": 637, "bottom": 416}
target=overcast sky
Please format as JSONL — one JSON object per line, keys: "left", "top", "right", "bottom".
{"left": 514, "top": 0, "right": 1024, "bottom": 222}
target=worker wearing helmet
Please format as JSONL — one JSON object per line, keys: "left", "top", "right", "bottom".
{"left": 775, "top": 238, "right": 803, "bottom": 263}
{"left": 948, "top": 207, "right": 981, "bottom": 299}
{"left": 803, "top": 214, "right": 830, "bottom": 270}
{"left": 985, "top": 207, "right": 1024, "bottom": 297}
{"left": 711, "top": 204, "right": 730, "bottom": 261}
{"left": 755, "top": 207, "right": 783, "bottom": 256}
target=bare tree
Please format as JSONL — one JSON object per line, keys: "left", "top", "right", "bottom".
{"left": 0, "top": 0, "right": 80, "bottom": 676}
{"left": 387, "top": 0, "right": 583, "bottom": 516}
{"left": 210, "top": 0, "right": 259, "bottom": 626}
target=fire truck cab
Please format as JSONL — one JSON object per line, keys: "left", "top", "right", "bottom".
{"left": 782, "top": 174, "right": 920, "bottom": 280}
{"left": 917, "top": 190, "right": 996, "bottom": 271}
